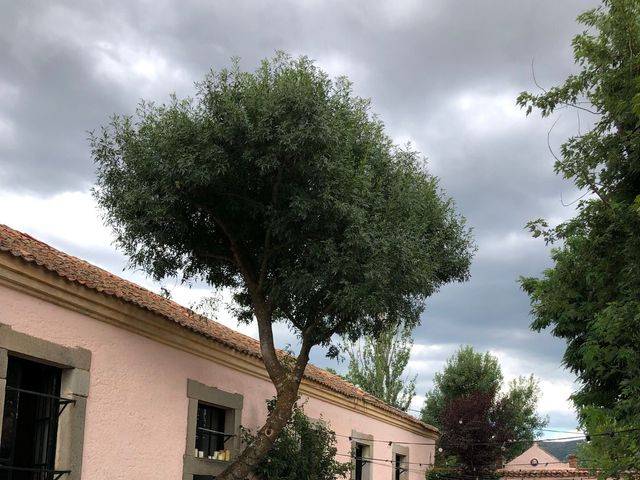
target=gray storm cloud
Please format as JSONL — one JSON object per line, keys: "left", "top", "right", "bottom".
{"left": 0, "top": 0, "right": 597, "bottom": 432}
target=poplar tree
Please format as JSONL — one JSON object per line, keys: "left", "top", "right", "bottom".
{"left": 341, "top": 321, "right": 417, "bottom": 411}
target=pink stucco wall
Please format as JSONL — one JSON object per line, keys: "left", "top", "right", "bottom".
{"left": 502, "top": 443, "right": 570, "bottom": 471}
{"left": 0, "top": 283, "right": 434, "bottom": 479}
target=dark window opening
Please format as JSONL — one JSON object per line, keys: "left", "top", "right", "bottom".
{"left": 195, "top": 403, "right": 227, "bottom": 459}
{"left": 395, "top": 453, "right": 406, "bottom": 480}
{"left": 354, "top": 444, "right": 365, "bottom": 480}
{"left": 1, "top": 356, "right": 62, "bottom": 480}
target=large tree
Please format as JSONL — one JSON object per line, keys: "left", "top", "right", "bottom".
{"left": 517, "top": 1, "right": 640, "bottom": 476}
{"left": 90, "top": 53, "right": 474, "bottom": 479}
{"left": 340, "top": 320, "right": 417, "bottom": 411}
{"left": 421, "top": 346, "right": 502, "bottom": 428}
{"left": 422, "top": 347, "right": 547, "bottom": 475}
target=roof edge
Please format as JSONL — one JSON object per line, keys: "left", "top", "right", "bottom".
{"left": 0, "top": 224, "right": 437, "bottom": 437}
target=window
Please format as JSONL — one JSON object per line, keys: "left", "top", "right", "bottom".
{"left": 183, "top": 380, "right": 243, "bottom": 479}
{"left": 1, "top": 357, "right": 64, "bottom": 479}
{"left": 0, "top": 324, "right": 91, "bottom": 480}
{"left": 394, "top": 453, "right": 406, "bottom": 480}
{"left": 351, "top": 430, "right": 373, "bottom": 480}
{"left": 195, "top": 403, "right": 227, "bottom": 459}
{"left": 391, "top": 444, "right": 409, "bottom": 480}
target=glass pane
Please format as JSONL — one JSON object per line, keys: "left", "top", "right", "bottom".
{"left": 196, "top": 403, "right": 227, "bottom": 457}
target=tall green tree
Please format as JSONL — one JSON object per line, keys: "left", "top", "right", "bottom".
{"left": 90, "top": 53, "right": 474, "bottom": 479}
{"left": 340, "top": 320, "right": 417, "bottom": 411}
{"left": 421, "top": 346, "right": 502, "bottom": 428}
{"left": 421, "top": 347, "right": 547, "bottom": 473}
{"left": 517, "top": 1, "right": 640, "bottom": 476}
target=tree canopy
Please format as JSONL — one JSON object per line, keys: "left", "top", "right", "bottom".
{"left": 340, "top": 320, "right": 417, "bottom": 411}
{"left": 422, "top": 347, "right": 547, "bottom": 476}
{"left": 421, "top": 346, "right": 502, "bottom": 428}
{"left": 90, "top": 52, "right": 474, "bottom": 479}
{"left": 517, "top": 1, "right": 640, "bottom": 475}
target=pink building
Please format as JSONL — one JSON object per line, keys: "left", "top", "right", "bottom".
{"left": 0, "top": 225, "right": 437, "bottom": 480}
{"left": 499, "top": 443, "right": 593, "bottom": 480}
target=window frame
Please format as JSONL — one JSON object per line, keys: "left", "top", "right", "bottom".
{"left": 351, "top": 429, "right": 374, "bottom": 480}
{"left": 183, "top": 379, "right": 243, "bottom": 480}
{"left": 0, "top": 323, "right": 91, "bottom": 480}
{"left": 391, "top": 443, "right": 410, "bottom": 480}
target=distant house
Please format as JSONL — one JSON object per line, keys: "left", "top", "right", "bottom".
{"left": 0, "top": 225, "right": 437, "bottom": 480}
{"left": 499, "top": 443, "right": 594, "bottom": 480}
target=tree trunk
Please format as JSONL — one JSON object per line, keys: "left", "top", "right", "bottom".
{"left": 216, "top": 377, "right": 301, "bottom": 480}
{"left": 212, "top": 264, "right": 315, "bottom": 479}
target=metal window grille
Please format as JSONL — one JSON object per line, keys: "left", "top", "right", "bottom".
{"left": 0, "top": 357, "right": 74, "bottom": 480}
{"left": 195, "top": 403, "right": 234, "bottom": 459}
{"left": 395, "top": 453, "right": 407, "bottom": 480}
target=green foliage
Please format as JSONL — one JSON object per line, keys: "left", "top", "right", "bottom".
{"left": 90, "top": 51, "right": 474, "bottom": 346}
{"left": 90, "top": 52, "right": 474, "bottom": 476}
{"left": 578, "top": 413, "right": 640, "bottom": 477}
{"left": 517, "top": 1, "right": 640, "bottom": 476}
{"left": 421, "top": 347, "right": 548, "bottom": 471}
{"left": 421, "top": 346, "right": 502, "bottom": 428}
{"left": 243, "top": 401, "right": 350, "bottom": 480}
{"left": 340, "top": 320, "right": 417, "bottom": 411}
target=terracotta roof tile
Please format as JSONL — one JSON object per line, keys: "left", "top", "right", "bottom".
{"left": 0, "top": 224, "right": 435, "bottom": 434}
{"left": 499, "top": 469, "right": 594, "bottom": 478}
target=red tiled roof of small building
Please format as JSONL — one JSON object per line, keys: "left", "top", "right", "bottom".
{"left": 0, "top": 223, "right": 436, "bottom": 434}
{"left": 499, "top": 469, "right": 593, "bottom": 478}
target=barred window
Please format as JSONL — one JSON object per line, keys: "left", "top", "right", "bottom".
{"left": 195, "top": 403, "right": 227, "bottom": 458}
{"left": 0, "top": 356, "right": 70, "bottom": 480}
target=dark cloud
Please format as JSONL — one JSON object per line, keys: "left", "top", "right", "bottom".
{"left": 0, "top": 0, "right": 600, "bottom": 430}
{"left": 1, "top": 0, "right": 595, "bottom": 192}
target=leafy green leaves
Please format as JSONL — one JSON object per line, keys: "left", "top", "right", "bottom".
{"left": 340, "top": 320, "right": 417, "bottom": 411}
{"left": 518, "top": 1, "right": 640, "bottom": 476}
{"left": 91, "top": 52, "right": 474, "bottom": 343}
{"left": 91, "top": 52, "right": 475, "bottom": 479}
{"left": 243, "top": 401, "right": 350, "bottom": 480}
{"left": 421, "top": 347, "right": 547, "bottom": 468}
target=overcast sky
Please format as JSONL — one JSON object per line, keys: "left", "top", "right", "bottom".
{"left": 0, "top": 0, "right": 600, "bottom": 438}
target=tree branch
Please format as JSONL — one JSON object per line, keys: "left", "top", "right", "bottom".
{"left": 195, "top": 202, "right": 258, "bottom": 282}
{"left": 200, "top": 252, "right": 235, "bottom": 263}
{"left": 258, "top": 165, "right": 284, "bottom": 290}
{"left": 293, "top": 327, "right": 315, "bottom": 384}
{"left": 195, "top": 202, "right": 287, "bottom": 386}
{"left": 531, "top": 58, "right": 600, "bottom": 115}
{"left": 254, "top": 306, "right": 288, "bottom": 389}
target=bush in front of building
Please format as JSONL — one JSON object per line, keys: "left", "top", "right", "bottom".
{"left": 242, "top": 400, "right": 350, "bottom": 480}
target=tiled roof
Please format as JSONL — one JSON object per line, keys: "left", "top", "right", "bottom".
{"left": 499, "top": 469, "right": 594, "bottom": 478}
{"left": 0, "top": 224, "right": 435, "bottom": 434}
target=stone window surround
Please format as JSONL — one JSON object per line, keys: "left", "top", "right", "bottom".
{"left": 183, "top": 379, "right": 243, "bottom": 480}
{"left": 352, "top": 429, "right": 374, "bottom": 480}
{"left": 391, "top": 443, "right": 410, "bottom": 480}
{"left": 0, "top": 323, "right": 91, "bottom": 480}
